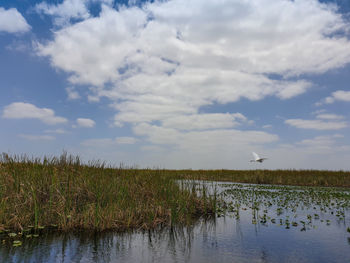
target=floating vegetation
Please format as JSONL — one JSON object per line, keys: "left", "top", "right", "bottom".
{"left": 211, "top": 182, "right": 350, "bottom": 233}
{"left": 12, "top": 240, "right": 22, "bottom": 247}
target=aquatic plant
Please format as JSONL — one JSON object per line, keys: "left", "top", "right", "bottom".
{"left": 0, "top": 153, "right": 215, "bottom": 233}
{"left": 214, "top": 182, "right": 350, "bottom": 233}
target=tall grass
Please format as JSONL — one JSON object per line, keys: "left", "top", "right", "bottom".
{"left": 167, "top": 169, "right": 350, "bottom": 187}
{"left": 1, "top": 153, "right": 349, "bottom": 233}
{"left": 0, "top": 153, "right": 214, "bottom": 232}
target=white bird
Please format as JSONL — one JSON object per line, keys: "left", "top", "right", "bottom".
{"left": 250, "top": 152, "right": 268, "bottom": 163}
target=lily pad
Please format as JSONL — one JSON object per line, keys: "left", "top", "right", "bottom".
{"left": 13, "top": 240, "right": 22, "bottom": 247}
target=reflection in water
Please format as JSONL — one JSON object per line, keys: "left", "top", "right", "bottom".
{"left": 1, "top": 182, "right": 350, "bottom": 263}
{"left": 0, "top": 222, "right": 207, "bottom": 263}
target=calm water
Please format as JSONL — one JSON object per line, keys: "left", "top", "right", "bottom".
{"left": 1, "top": 181, "right": 350, "bottom": 263}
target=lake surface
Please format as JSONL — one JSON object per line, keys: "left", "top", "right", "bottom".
{"left": 1, "top": 181, "right": 350, "bottom": 263}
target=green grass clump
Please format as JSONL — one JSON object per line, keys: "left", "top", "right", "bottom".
{"left": 0, "top": 153, "right": 214, "bottom": 232}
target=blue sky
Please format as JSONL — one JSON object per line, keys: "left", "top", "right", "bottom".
{"left": 1, "top": 0, "right": 350, "bottom": 169}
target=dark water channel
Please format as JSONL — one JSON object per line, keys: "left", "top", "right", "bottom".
{"left": 1, "top": 181, "right": 350, "bottom": 263}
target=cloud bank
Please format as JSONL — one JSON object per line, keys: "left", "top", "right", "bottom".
{"left": 34, "top": 0, "right": 350, "bottom": 167}
{"left": 37, "top": 0, "right": 350, "bottom": 120}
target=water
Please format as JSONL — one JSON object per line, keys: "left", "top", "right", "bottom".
{"left": 1, "top": 181, "right": 350, "bottom": 263}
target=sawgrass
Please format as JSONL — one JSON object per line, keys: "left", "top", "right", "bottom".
{"left": 1, "top": 153, "right": 349, "bottom": 233}
{"left": 168, "top": 169, "right": 350, "bottom": 188}
{"left": 0, "top": 153, "right": 214, "bottom": 232}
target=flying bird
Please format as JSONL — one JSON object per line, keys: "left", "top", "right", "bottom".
{"left": 250, "top": 152, "right": 268, "bottom": 163}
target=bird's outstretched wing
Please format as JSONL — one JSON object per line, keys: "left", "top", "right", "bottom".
{"left": 252, "top": 152, "right": 260, "bottom": 161}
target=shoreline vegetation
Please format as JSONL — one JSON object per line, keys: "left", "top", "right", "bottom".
{"left": 1, "top": 153, "right": 349, "bottom": 235}
{"left": 174, "top": 169, "right": 350, "bottom": 188}
{"left": 0, "top": 153, "right": 215, "bottom": 233}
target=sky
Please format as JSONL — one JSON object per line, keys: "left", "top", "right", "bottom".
{"left": 1, "top": 0, "right": 350, "bottom": 170}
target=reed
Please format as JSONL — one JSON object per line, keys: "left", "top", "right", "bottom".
{"left": 0, "top": 153, "right": 214, "bottom": 232}
{"left": 166, "top": 169, "right": 350, "bottom": 188}
{"left": 1, "top": 153, "right": 349, "bottom": 233}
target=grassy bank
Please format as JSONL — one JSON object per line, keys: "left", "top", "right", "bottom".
{"left": 0, "top": 154, "right": 215, "bottom": 232}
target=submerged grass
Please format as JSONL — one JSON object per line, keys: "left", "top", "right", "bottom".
{"left": 0, "top": 153, "right": 214, "bottom": 233}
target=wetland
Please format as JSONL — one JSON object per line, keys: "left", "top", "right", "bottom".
{"left": 1, "top": 154, "right": 350, "bottom": 262}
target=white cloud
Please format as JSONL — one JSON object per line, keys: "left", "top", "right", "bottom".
{"left": 44, "top": 128, "right": 68, "bottom": 134}
{"left": 285, "top": 118, "right": 347, "bottom": 130}
{"left": 133, "top": 123, "right": 278, "bottom": 151}
{"left": 35, "top": 0, "right": 90, "bottom": 26}
{"left": 19, "top": 134, "right": 55, "bottom": 141}
{"left": 279, "top": 134, "right": 349, "bottom": 156}
{"left": 77, "top": 126, "right": 278, "bottom": 169}
{"left": 140, "top": 145, "right": 165, "bottom": 152}
{"left": 0, "top": 7, "right": 31, "bottom": 33}
{"left": 2, "top": 102, "right": 68, "bottom": 125}
{"left": 81, "top": 136, "right": 137, "bottom": 146}
{"left": 298, "top": 135, "right": 337, "bottom": 148}
{"left": 73, "top": 132, "right": 350, "bottom": 169}
{"left": 76, "top": 118, "right": 95, "bottom": 127}
{"left": 66, "top": 87, "right": 81, "bottom": 100}
{"left": 6, "top": 40, "right": 31, "bottom": 52}
{"left": 312, "top": 109, "right": 327, "bottom": 115}
{"left": 316, "top": 113, "right": 344, "bottom": 120}
{"left": 35, "top": 0, "right": 115, "bottom": 26}
{"left": 81, "top": 138, "right": 113, "bottom": 147}
{"left": 319, "top": 90, "right": 350, "bottom": 105}
{"left": 262, "top": 124, "right": 272, "bottom": 129}
{"left": 80, "top": 123, "right": 278, "bottom": 160}
{"left": 330, "top": 90, "right": 350, "bottom": 102}
{"left": 263, "top": 134, "right": 350, "bottom": 169}
{"left": 37, "top": 0, "right": 350, "bottom": 130}
{"left": 36, "top": 0, "right": 350, "bottom": 165}
{"left": 161, "top": 113, "right": 247, "bottom": 131}
{"left": 115, "top": 136, "right": 137, "bottom": 144}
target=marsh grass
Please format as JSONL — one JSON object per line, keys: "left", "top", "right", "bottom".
{"left": 168, "top": 169, "right": 350, "bottom": 188}
{"left": 0, "top": 153, "right": 214, "bottom": 232}
{"left": 1, "top": 153, "right": 349, "bottom": 234}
